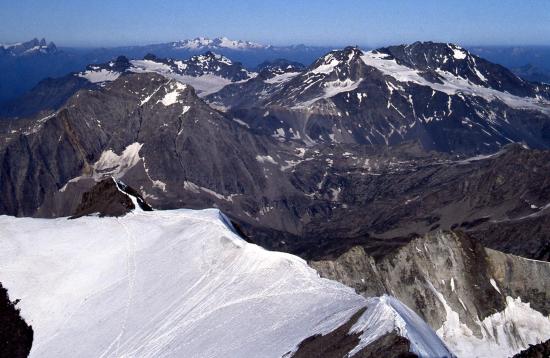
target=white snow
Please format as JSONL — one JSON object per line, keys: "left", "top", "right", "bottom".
{"left": 173, "top": 74, "right": 232, "bottom": 96}
{"left": 449, "top": 45, "right": 467, "bottom": 60}
{"left": 255, "top": 154, "right": 278, "bottom": 165}
{"left": 174, "top": 37, "right": 265, "bottom": 50}
{"left": 456, "top": 149, "right": 506, "bottom": 164}
{"left": 324, "top": 78, "right": 362, "bottom": 98}
{"left": 59, "top": 142, "right": 166, "bottom": 194}
{"left": 130, "top": 60, "right": 233, "bottom": 97}
{"left": 296, "top": 78, "right": 362, "bottom": 108}
{"left": 77, "top": 69, "right": 121, "bottom": 83}
{"left": 129, "top": 59, "right": 173, "bottom": 73}
{"left": 93, "top": 142, "right": 143, "bottom": 179}
{"left": 216, "top": 36, "right": 264, "bottom": 50}
{"left": 174, "top": 37, "right": 214, "bottom": 49}
{"left": 272, "top": 128, "right": 286, "bottom": 139}
{"left": 490, "top": 278, "right": 501, "bottom": 294}
{"left": 310, "top": 55, "right": 340, "bottom": 74}
{"left": 159, "top": 82, "right": 187, "bottom": 106}
{"left": 348, "top": 296, "right": 452, "bottom": 357}
{"left": 429, "top": 281, "right": 550, "bottom": 358}
{"left": 0, "top": 209, "right": 452, "bottom": 358}
{"left": 360, "top": 51, "right": 550, "bottom": 114}
{"left": 114, "top": 178, "right": 143, "bottom": 211}
{"left": 232, "top": 118, "right": 250, "bottom": 128}
{"left": 264, "top": 71, "right": 301, "bottom": 84}
{"left": 183, "top": 181, "right": 235, "bottom": 202}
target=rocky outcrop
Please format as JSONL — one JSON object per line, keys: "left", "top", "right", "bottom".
{"left": 70, "top": 177, "right": 152, "bottom": 218}
{"left": 0, "top": 283, "right": 33, "bottom": 358}
{"left": 291, "top": 307, "right": 417, "bottom": 358}
{"left": 310, "top": 231, "right": 550, "bottom": 357}
{"left": 290, "top": 308, "right": 367, "bottom": 358}
{"left": 513, "top": 339, "right": 550, "bottom": 358}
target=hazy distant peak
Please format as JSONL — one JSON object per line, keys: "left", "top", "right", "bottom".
{"left": 172, "top": 36, "right": 267, "bottom": 50}
{"left": 0, "top": 37, "right": 57, "bottom": 56}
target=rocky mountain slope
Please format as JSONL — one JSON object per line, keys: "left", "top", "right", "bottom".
{"left": 311, "top": 230, "right": 550, "bottom": 357}
{"left": 0, "top": 185, "right": 452, "bottom": 357}
{"left": 1, "top": 58, "right": 550, "bottom": 263}
{"left": 210, "top": 43, "right": 550, "bottom": 154}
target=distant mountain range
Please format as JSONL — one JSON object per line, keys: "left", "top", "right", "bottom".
{"left": 1, "top": 36, "right": 550, "bottom": 107}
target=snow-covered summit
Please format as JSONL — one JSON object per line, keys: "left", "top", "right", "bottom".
{"left": 172, "top": 36, "right": 267, "bottom": 51}
{"left": 0, "top": 38, "right": 57, "bottom": 56}
{"left": 0, "top": 208, "right": 453, "bottom": 357}
{"left": 129, "top": 52, "right": 256, "bottom": 95}
{"left": 71, "top": 51, "right": 256, "bottom": 96}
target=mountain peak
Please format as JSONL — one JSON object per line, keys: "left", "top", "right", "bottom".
{"left": 309, "top": 46, "right": 366, "bottom": 75}
{"left": 383, "top": 41, "right": 473, "bottom": 65}
{"left": 173, "top": 36, "right": 266, "bottom": 50}
{"left": 189, "top": 51, "right": 236, "bottom": 68}
{"left": 0, "top": 37, "right": 57, "bottom": 56}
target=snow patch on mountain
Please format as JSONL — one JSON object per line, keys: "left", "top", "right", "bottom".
{"left": 183, "top": 181, "right": 236, "bottom": 202}
{"left": 361, "top": 51, "right": 550, "bottom": 113}
{"left": 59, "top": 142, "right": 146, "bottom": 192}
{"left": 429, "top": 281, "right": 550, "bottom": 358}
{"left": 311, "top": 55, "right": 341, "bottom": 74}
{"left": 77, "top": 68, "right": 121, "bottom": 83}
{"left": 173, "top": 74, "right": 233, "bottom": 96}
{"left": 93, "top": 142, "right": 144, "bottom": 178}
{"left": 323, "top": 78, "right": 362, "bottom": 99}
{"left": 130, "top": 60, "right": 237, "bottom": 96}
{"left": 130, "top": 59, "right": 172, "bottom": 73}
{"left": 256, "top": 154, "right": 278, "bottom": 164}
{"left": 0, "top": 209, "right": 453, "bottom": 357}
{"left": 159, "top": 82, "right": 187, "bottom": 106}
{"left": 449, "top": 45, "right": 467, "bottom": 60}
{"left": 264, "top": 71, "right": 301, "bottom": 84}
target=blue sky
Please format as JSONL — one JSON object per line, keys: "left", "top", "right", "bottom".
{"left": 1, "top": 0, "right": 549, "bottom": 47}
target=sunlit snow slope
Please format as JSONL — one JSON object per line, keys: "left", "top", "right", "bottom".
{"left": 0, "top": 208, "right": 452, "bottom": 358}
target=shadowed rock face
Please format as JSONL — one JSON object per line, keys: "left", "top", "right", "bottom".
{"left": 513, "top": 339, "right": 550, "bottom": 358}
{"left": 290, "top": 307, "right": 417, "bottom": 358}
{"left": 290, "top": 308, "right": 366, "bottom": 358}
{"left": 70, "top": 177, "right": 152, "bottom": 218}
{"left": 0, "top": 283, "right": 33, "bottom": 358}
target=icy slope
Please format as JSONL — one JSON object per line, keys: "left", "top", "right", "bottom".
{"left": 0, "top": 208, "right": 452, "bottom": 358}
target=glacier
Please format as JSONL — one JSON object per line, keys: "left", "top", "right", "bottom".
{"left": 0, "top": 208, "right": 453, "bottom": 357}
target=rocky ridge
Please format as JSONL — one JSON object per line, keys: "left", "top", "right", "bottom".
{"left": 310, "top": 230, "right": 550, "bottom": 357}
